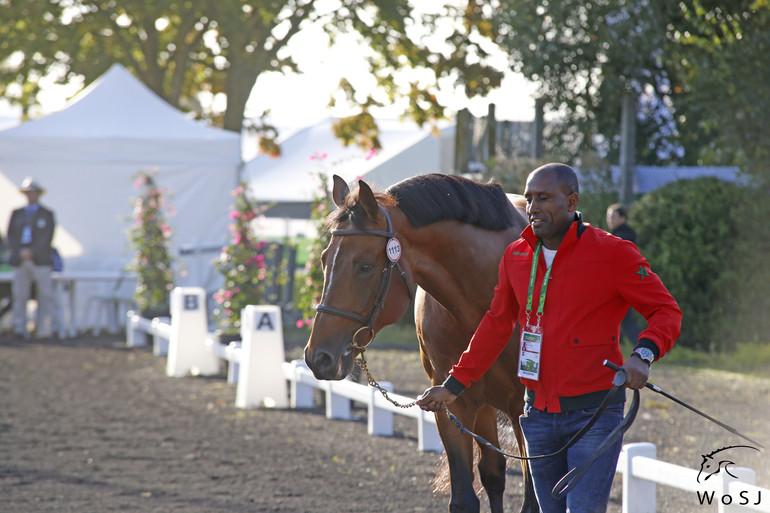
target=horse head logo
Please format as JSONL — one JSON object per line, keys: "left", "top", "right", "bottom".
{"left": 697, "top": 445, "right": 760, "bottom": 483}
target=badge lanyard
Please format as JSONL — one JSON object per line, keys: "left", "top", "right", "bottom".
{"left": 525, "top": 240, "right": 551, "bottom": 333}
{"left": 519, "top": 240, "right": 551, "bottom": 381}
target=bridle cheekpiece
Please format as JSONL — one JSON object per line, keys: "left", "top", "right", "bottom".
{"left": 315, "top": 206, "right": 412, "bottom": 350}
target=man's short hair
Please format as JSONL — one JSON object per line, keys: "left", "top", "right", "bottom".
{"left": 533, "top": 163, "right": 579, "bottom": 195}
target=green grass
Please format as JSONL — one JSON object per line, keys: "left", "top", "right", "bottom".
{"left": 656, "top": 341, "right": 770, "bottom": 376}
{"left": 372, "top": 322, "right": 420, "bottom": 349}
{"left": 620, "top": 338, "right": 770, "bottom": 376}
{"left": 284, "top": 320, "right": 419, "bottom": 350}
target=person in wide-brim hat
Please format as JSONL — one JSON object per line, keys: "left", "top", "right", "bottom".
{"left": 19, "top": 177, "right": 45, "bottom": 194}
{"left": 8, "top": 174, "right": 57, "bottom": 339}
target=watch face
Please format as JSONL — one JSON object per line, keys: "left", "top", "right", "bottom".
{"left": 635, "top": 348, "right": 654, "bottom": 362}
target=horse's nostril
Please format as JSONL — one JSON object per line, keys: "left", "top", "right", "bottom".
{"left": 305, "top": 348, "right": 336, "bottom": 378}
{"left": 314, "top": 350, "right": 333, "bottom": 370}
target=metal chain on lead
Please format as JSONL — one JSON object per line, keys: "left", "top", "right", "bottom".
{"left": 353, "top": 345, "right": 416, "bottom": 409}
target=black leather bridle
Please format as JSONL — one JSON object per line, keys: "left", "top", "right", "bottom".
{"left": 315, "top": 206, "right": 412, "bottom": 349}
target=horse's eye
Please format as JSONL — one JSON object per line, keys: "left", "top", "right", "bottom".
{"left": 359, "top": 262, "right": 374, "bottom": 274}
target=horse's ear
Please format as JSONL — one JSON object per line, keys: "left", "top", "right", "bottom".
{"left": 357, "top": 179, "right": 379, "bottom": 220}
{"left": 332, "top": 175, "right": 349, "bottom": 207}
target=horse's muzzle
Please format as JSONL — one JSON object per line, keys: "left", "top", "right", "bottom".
{"left": 304, "top": 344, "right": 355, "bottom": 381}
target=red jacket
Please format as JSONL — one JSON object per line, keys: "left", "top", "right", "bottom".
{"left": 447, "top": 218, "right": 681, "bottom": 412}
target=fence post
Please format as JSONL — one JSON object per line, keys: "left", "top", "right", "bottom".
{"left": 226, "top": 342, "right": 240, "bottom": 384}
{"left": 235, "top": 305, "right": 289, "bottom": 409}
{"left": 126, "top": 311, "right": 145, "bottom": 347}
{"left": 418, "top": 411, "right": 444, "bottom": 452}
{"left": 622, "top": 442, "right": 656, "bottom": 513}
{"left": 368, "top": 382, "right": 394, "bottom": 436}
{"left": 290, "top": 359, "right": 315, "bottom": 408}
{"left": 719, "top": 467, "right": 756, "bottom": 513}
{"left": 325, "top": 381, "right": 351, "bottom": 420}
{"left": 166, "top": 287, "right": 219, "bottom": 377}
{"left": 151, "top": 317, "right": 170, "bottom": 356}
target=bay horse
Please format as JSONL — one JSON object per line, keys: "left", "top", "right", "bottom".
{"left": 304, "top": 173, "right": 537, "bottom": 513}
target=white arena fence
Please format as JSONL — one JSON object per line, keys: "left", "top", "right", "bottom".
{"left": 616, "top": 442, "right": 768, "bottom": 513}
{"left": 127, "top": 287, "right": 768, "bottom": 510}
{"left": 126, "top": 286, "right": 443, "bottom": 452}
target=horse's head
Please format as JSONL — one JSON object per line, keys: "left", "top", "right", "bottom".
{"left": 304, "top": 175, "right": 414, "bottom": 380}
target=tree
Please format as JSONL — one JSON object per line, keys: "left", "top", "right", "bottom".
{"left": 489, "top": 0, "right": 683, "bottom": 165}
{"left": 486, "top": 1, "right": 770, "bottom": 180}
{"left": 0, "top": 0, "right": 506, "bottom": 141}
{"left": 632, "top": 177, "right": 770, "bottom": 350}
{"left": 669, "top": 1, "right": 770, "bottom": 181}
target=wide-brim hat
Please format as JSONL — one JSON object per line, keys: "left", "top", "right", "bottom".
{"left": 20, "top": 176, "right": 45, "bottom": 193}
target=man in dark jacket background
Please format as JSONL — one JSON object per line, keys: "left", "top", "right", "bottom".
{"left": 606, "top": 203, "right": 637, "bottom": 245}
{"left": 7, "top": 177, "right": 57, "bottom": 339}
{"left": 607, "top": 203, "right": 641, "bottom": 344}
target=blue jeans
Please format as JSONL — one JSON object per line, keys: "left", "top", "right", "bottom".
{"left": 519, "top": 402, "right": 625, "bottom": 513}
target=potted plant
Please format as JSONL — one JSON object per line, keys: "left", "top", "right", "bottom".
{"left": 127, "top": 169, "right": 175, "bottom": 318}
{"left": 212, "top": 182, "right": 277, "bottom": 339}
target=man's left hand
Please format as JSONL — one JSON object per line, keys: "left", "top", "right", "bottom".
{"left": 621, "top": 356, "right": 650, "bottom": 389}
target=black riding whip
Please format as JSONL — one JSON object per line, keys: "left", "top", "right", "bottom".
{"left": 603, "top": 360, "right": 764, "bottom": 449}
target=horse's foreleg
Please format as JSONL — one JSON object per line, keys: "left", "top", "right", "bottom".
{"left": 435, "top": 404, "right": 481, "bottom": 513}
{"left": 473, "top": 406, "right": 506, "bottom": 513}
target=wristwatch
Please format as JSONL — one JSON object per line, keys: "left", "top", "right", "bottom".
{"left": 631, "top": 347, "right": 655, "bottom": 366}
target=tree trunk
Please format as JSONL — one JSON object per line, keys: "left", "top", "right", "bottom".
{"left": 619, "top": 92, "right": 637, "bottom": 205}
{"left": 222, "top": 64, "right": 259, "bottom": 133}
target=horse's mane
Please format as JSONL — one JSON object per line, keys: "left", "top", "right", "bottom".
{"left": 387, "top": 173, "right": 519, "bottom": 231}
{"left": 327, "top": 173, "right": 521, "bottom": 232}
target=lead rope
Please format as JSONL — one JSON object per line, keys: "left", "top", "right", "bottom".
{"left": 360, "top": 355, "right": 639, "bottom": 500}
{"left": 353, "top": 344, "right": 416, "bottom": 409}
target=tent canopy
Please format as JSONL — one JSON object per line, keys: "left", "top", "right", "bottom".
{"left": 0, "top": 64, "right": 241, "bottom": 291}
{"left": 242, "top": 118, "right": 455, "bottom": 219}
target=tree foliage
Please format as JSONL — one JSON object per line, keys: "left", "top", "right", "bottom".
{"left": 487, "top": 0, "right": 770, "bottom": 181}
{"left": 632, "top": 177, "right": 770, "bottom": 351}
{"left": 671, "top": 1, "right": 770, "bottom": 179}
{"left": 0, "top": 0, "right": 506, "bottom": 138}
{"left": 490, "top": 0, "right": 681, "bottom": 163}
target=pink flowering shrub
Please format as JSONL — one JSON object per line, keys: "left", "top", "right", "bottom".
{"left": 293, "top": 172, "right": 334, "bottom": 328}
{"left": 128, "top": 169, "right": 175, "bottom": 314}
{"left": 213, "top": 182, "right": 277, "bottom": 335}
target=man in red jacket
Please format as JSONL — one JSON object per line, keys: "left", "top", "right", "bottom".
{"left": 417, "top": 163, "right": 681, "bottom": 512}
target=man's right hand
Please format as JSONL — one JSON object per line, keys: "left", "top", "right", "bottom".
{"left": 416, "top": 385, "right": 458, "bottom": 412}
{"left": 19, "top": 248, "right": 33, "bottom": 261}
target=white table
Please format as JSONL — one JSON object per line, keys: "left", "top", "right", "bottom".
{"left": 0, "top": 270, "right": 135, "bottom": 338}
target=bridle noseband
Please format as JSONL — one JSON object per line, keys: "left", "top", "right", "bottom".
{"left": 315, "top": 206, "right": 412, "bottom": 349}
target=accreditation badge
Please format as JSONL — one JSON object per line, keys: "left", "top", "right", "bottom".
{"left": 518, "top": 330, "right": 542, "bottom": 380}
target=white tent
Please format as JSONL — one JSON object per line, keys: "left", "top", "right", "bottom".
{"left": 242, "top": 118, "right": 455, "bottom": 222}
{"left": 0, "top": 64, "right": 241, "bottom": 303}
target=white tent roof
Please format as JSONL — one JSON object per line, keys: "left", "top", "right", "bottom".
{"left": 5, "top": 64, "right": 236, "bottom": 142}
{"left": 0, "top": 64, "right": 239, "bottom": 164}
{"left": 0, "top": 64, "right": 241, "bottom": 291}
{"left": 242, "top": 118, "right": 455, "bottom": 218}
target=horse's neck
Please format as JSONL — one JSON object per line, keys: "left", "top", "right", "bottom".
{"left": 402, "top": 221, "right": 520, "bottom": 334}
